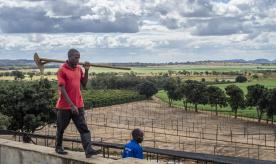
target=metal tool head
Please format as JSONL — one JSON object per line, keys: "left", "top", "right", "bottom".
{"left": 34, "top": 52, "right": 44, "bottom": 75}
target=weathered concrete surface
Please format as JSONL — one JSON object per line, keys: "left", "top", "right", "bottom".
{"left": 0, "top": 138, "right": 156, "bottom": 164}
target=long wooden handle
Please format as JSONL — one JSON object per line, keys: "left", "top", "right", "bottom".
{"left": 36, "top": 55, "right": 130, "bottom": 70}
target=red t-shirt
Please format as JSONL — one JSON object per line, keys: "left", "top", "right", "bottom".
{"left": 55, "top": 63, "right": 84, "bottom": 110}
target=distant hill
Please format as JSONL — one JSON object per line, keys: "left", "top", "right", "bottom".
{"left": 0, "top": 59, "right": 35, "bottom": 66}
{"left": 248, "top": 59, "right": 271, "bottom": 64}
{"left": 222, "top": 59, "right": 247, "bottom": 63}
{"left": 0, "top": 58, "right": 275, "bottom": 68}
{"left": 0, "top": 59, "right": 59, "bottom": 70}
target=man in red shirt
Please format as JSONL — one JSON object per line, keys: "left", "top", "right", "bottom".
{"left": 55, "top": 48, "right": 99, "bottom": 158}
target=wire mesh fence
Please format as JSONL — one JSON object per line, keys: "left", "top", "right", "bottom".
{"left": 34, "top": 98, "right": 276, "bottom": 161}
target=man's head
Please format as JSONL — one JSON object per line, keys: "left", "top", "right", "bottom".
{"left": 132, "top": 128, "right": 144, "bottom": 143}
{"left": 67, "top": 48, "right": 80, "bottom": 68}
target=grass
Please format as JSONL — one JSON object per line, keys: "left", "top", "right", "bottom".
{"left": 156, "top": 90, "right": 263, "bottom": 120}
{"left": 213, "top": 79, "right": 276, "bottom": 93}
{"left": 156, "top": 78, "right": 276, "bottom": 121}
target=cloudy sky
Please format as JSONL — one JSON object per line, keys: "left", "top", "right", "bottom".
{"left": 0, "top": 0, "right": 275, "bottom": 63}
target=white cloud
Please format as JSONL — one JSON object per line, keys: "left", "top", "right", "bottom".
{"left": 0, "top": 0, "right": 276, "bottom": 61}
{"left": 0, "top": 0, "right": 44, "bottom": 8}
{"left": 212, "top": 2, "right": 242, "bottom": 16}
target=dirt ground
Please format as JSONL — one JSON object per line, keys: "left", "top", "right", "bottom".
{"left": 35, "top": 98, "right": 276, "bottom": 162}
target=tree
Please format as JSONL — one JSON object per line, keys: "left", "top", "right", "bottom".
{"left": 0, "top": 79, "right": 56, "bottom": 142}
{"left": 207, "top": 86, "right": 227, "bottom": 116}
{"left": 0, "top": 113, "right": 11, "bottom": 130}
{"left": 235, "top": 75, "right": 247, "bottom": 83}
{"left": 252, "top": 74, "right": 259, "bottom": 80}
{"left": 246, "top": 84, "right": 267, "bottom": 122}
{"left": 225, "top": 85, "right": 245, "bottom": 118}
{"left": 27, "top": 72, "right": 35, "bottom": 80}
{"left": 168, "top": 70, "right": 174, "bottom": 76}
{"left": 163, "top": 78, "right": 182, "bottom": 106}
{"left": 266, "top": 89, "right": 276, "bottom": 124}
{"left": 137, "top": 81, "right": 158, "bottom": 99}
{"left": 11, "top": 70, "right": 25, "bottom": 80}
{"left": 179, "top": 82, "right": 188, "bottom": 111}
{"left": 185, "top": 80, "right": 208, "bottom": 112}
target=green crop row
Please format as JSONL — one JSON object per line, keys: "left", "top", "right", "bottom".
{"left": 82, "top": 89, "right": 146, "bottom": 108}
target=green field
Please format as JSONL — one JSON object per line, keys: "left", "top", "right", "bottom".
{"left": 214, "top": 79, "right": 276, "bottom": 93}
{"left": 156, "top": 90, "right": 272, "bottom": 120}
{"left": 2, "top": 63, "right": 276, "bottom": 74}
{"left": 131, "top": 64, "right": 276, "bottom": 73}
{"left": 156, "top": 79, "right": 276, "bottom": 121}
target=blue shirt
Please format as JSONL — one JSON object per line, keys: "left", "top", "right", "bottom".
{"left": 122, "top": 140, "right": 144, "bottom": 159}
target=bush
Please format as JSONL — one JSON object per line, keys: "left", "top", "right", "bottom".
{"left": 0, "top": 79, "right": 56, "bottom": 134}
{"left": 235, "top": 75, "right": 247, "bottom": 83}
{"left": 83, "top": 89, "right": 146, "bottom": 108}
{"left": 137, "top": 81, "right": 158, "bottom": 98}
{"left": 11, "top": 70, "right": 25, "bottom": 80}
{"left": 90, "top": 72, "right": 170, "bottom": 90}
{"left": 0, "top": 113, "right": 11, "bottom": 130}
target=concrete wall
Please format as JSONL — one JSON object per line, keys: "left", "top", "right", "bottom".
{"left": 0, "top": 138, "right": 155, "bottom": 164}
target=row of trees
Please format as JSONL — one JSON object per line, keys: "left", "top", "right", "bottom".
{"left": 90, "top": 72, "right": 168, "bottom": 90}
{"left": 0, "top": 71, "right": 55, "bottom": 80}
{"left": 164, "top": 79, "right": 276, "bottom": 122}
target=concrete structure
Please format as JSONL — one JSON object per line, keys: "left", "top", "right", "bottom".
{"left": 0, "top": 138, "right": 156, "bottom": 164}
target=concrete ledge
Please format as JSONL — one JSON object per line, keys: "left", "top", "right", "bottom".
{"left": 0, "top": 138, "right": 155, "bottom": 164}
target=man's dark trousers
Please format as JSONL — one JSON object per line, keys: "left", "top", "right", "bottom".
{"left": 55, "top": 108, "right": 93, "bottom": 155}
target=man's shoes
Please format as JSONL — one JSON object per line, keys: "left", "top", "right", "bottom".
{"left": 55, "top": 147, "right": 68, "bottom": 155}
{"left": 86, "top": 149, "right": 101, "bottom": 158}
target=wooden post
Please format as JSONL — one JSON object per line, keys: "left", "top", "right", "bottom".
{"left": 234, "top": 143, "right": 237, "bottom": 156}
{"left": 152, "top": 119, "right": 154, "bottom": 132}
{"left": 274, "top": 131, "right": 276, "bottom": 152}
{"left": 265, "top": 134, "right": 267, "bottom": 146}
{"left": 258, "top": 145, "right": 260, "bottom": 160}
{"left": 182, "top": 115, "right": 184, "bottom": 129}
{"left": 186, "top": 128, "right": 187, "bottom": 137}
{"left": 214, "top": 145, "right": 216, "bottom": 155}
{"left": 202, "top": 128, "right": 204, "bottom": 139}
{"left": 195, "top": 140, "right": 197, "bottom": 152}
{"left": 259, "top": 128, "right": 261, "bottom": 140}
{"left": 199, "top": 131, "right": 202, "bottom": 142}
{"left": 247, "top": 131, "right": 249, "bottom": 144}
{"left": 177, "top": 120, "right": 179, "bottom": 135}
{"left": 230, "top": 129, "right": 233, "bottom": 142}
{"left": 154, "top": 132, "right": 156, "bottom": 148}
{"left": 216, "top": 125, "right": 218, "bottom": 144}
{"left": 171, "top": 120, "right": 173, "bottom": 130}
{"left": 179, "top": 136, "right": 181, "bottom": 149}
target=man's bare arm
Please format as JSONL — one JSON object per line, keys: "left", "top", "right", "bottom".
{"left": 81, "top": 62, "right": 90, "bottom": 88}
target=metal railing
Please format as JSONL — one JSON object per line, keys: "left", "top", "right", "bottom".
{"left": 0, "top": 130, "right": 275, "bottom": 164}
